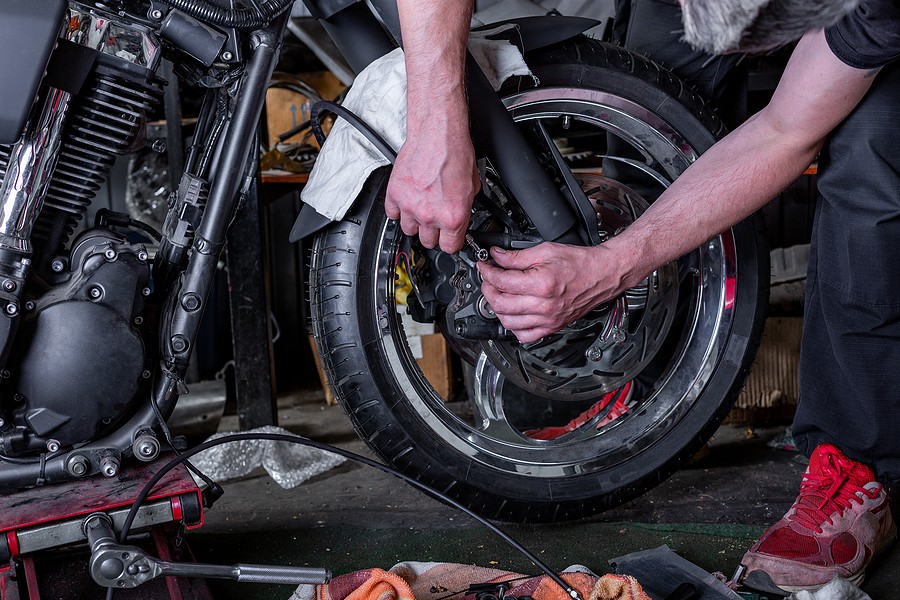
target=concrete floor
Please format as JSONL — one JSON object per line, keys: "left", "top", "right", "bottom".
{"left": 184, "top": 389, "right": 900, "bottom": 600}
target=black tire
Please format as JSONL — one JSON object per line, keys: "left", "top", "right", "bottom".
{"left": 310, "top": 38, "right": 768, "bottom": 523}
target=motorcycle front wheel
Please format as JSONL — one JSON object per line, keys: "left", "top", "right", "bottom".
{"left": 310, "top": 38, "right": 768, "bottom": 523}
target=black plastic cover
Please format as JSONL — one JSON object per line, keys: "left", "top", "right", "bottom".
{"left": 0, "top": 0, "right": 67, "bottom": 144}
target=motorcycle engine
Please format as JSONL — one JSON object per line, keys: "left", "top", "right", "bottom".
{"left": 0, "top": 3, "right": 164, "bottom": 458}
{"left": 2, "top": 230, "right": 152, "bottom": 454}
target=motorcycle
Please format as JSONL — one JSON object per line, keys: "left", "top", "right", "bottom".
{"left": 0, "top": 0, "right": 767, "bottom": 523}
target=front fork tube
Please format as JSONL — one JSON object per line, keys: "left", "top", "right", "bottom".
{"left": 154, "top": 15, "right": 289, "bottom": 414}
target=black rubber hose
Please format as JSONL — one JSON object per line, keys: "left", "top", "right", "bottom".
{"left": 311, "top": 100, "right": 398, "bottom": 163}
{"left": 160, "top": 0, "right": 294, "bottom": 29}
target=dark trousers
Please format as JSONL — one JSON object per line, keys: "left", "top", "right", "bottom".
{"left": 793, "top": 61, "right": 900, "bottom": 485}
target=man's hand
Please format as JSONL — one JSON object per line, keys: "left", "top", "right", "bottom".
{"left": 477, "top": 242, "right": 632, "bottom": 343}
{"left": 389, "top": 0, "right": 478, "bottom": 254}
{"left": 385, "top": 127, "right": 480, "bottom": 253}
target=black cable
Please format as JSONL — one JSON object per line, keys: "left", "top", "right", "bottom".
{"left": 310, "top": 101, "right": 398, "bottom": 163}
{"left": 116, "top": 433, "right": 582, "bottom": 600}
{"left": 160, "top": 0, "right": 293, "bottom": 29}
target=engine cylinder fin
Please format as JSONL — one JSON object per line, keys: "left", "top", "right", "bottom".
{"left": 27, "top": 65, "right": 163, "bottom": 258}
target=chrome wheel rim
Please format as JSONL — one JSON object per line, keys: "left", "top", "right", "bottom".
{"left": 373, "top": 87, "right": 737, "bottom": 479}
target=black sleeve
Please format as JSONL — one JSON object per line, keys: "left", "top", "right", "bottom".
{"left": 825, "top": 0, "right": 900, "bottom": 69}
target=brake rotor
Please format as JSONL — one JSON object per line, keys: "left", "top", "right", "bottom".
{"left": 479, "top": 174, "right": 679, "bottom": 401}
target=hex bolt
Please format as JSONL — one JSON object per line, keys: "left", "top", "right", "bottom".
{"left": 51, "top": 258, "right": 66, "bottom": 273}
{"left": 181, "top": 293, "right": 201, "bottom": 312}
{"left": 137, "top": 250, "right": 149, "bottom": 262}
{"left": 151, "top": 139, "right": 166, "bottom": 154}
{"left": 133, "top": 435, "right": 160, "bottom": 462}
{"left": 89, "top": 286, "right": 103, "bottom": 300}
{"left": 613, "top": 329, "right": 627, "bottom": 345}
{"left": 104, "top": 249, "right": 117, "bottom": 261}
{"left": 100, "top": 456, "right": 120, "bottom": 478}
{"left": 2, "top": 280, "right": 16, "bottom": 292}
{"left": 585, "top": 346, "right": 604, "bottom": 362}
{"left": 67, "top": 454, "right": 89, "bottom": 477}
{"left": 46, "top": 439, "right": 60, "bottom": 453}
{"left": 149, "top": 8, "right": 163, "bottom": 19}
{"left": 4, "top": 303, "right": 17, "bottom": 316}
{"left": 142, "top": 287, "right": 151, "bottom": 297}
{"left": 221, "top": 51, "right": 234, "bottom": 61}
{"left": 171, "top": 335, "right": 189, "bottom": 353}
{"left": 0, "top": 418, "right": 5, "bottom": 428}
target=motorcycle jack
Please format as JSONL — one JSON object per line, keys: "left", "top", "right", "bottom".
{"left": 0, "top": 458, "right": 330, "bottom": 598}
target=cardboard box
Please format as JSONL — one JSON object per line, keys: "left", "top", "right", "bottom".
{"left": 726, "top": 316, "right": 802, "bottom": 424}
{"left": 308, "top": 331, "right": 454, "bottom": 405}
{"left": 265, "top": 71, "right": 345, "bottom": 146}
{"left": 416, "top": 334, "right": 453, "bottom": 400}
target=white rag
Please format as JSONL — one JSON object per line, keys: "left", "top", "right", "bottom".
{"left": 300, "top": 26, "right": 535, "bottom": 221}
{"left": 787, "top": 576, "right": 872, "bottom": 600}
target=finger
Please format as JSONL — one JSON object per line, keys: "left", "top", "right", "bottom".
{"left": 478, "top": 262, "right": 543, "bottom": 296}
{"left": 384, "top": 198, "right": 400, "bottom": 221}
{"left": 384, "top": 185, "right": 401, "bottom": 220}
{"left": 480, "top": 281, "right": 541, "bottom": 316}
{"left": 399, "top": 215, "right": 419, "bottom": 238}
{"left": 439, "top": 224, "right": 467, "bottom": 254}
{"left": 513, "top": 327, "right": 555, "bottom": 344}
{"left": 418, "top": 226, "right": 439, "bottom": 249}
{"left": 490, "top": 246, "right": 541, "bottom": 270}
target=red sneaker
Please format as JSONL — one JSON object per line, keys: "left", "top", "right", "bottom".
{"left": 525, "top": 381, "right": 633, "bottom": 440}
{"left": 742, "top": 443, "right": 897, "bottom": 591}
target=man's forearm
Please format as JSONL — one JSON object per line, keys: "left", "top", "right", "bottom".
{"left": 606, "top": 30, "right": 878, "bottom": 292}
{"left": 397, "top": 0, "right": 473, "bottom": 137}
{"left": 605, "top": 112, "right": 821, "bottom": 289}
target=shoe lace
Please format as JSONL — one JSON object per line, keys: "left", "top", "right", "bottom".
{"left": 789, "top": 472, "right": 867, "bottom": 533}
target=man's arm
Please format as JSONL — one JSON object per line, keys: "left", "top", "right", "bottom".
{"left": 478, "top": 29, "right": 880, "bottom": 343}
{"left": 385, "top": 0, "right": 480, "bottom": 253}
